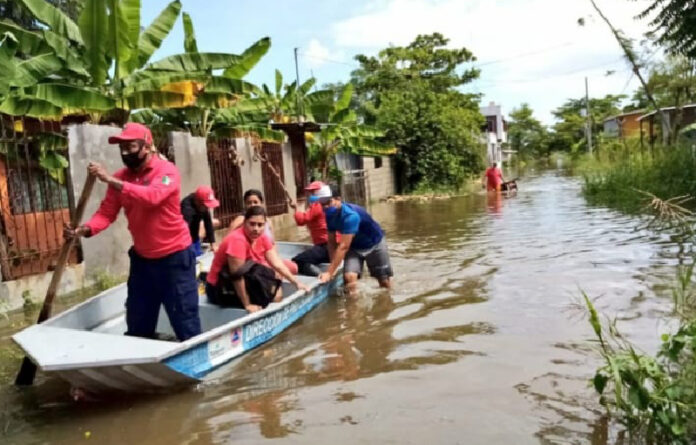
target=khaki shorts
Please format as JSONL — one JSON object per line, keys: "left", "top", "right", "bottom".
{"left": 344, "top": 238, "right": 393, "bottom": 279}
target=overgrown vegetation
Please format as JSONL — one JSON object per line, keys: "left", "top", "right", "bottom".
{"left": 583, "top": 195, "right": 696, "bottom": 444}
{"left": 349, "top": 33, "right": 486, "bottom": 192}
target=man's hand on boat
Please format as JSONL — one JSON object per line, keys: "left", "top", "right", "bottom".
{"left": 318, "top": 272, "right": 332, "bottom": 283}
{"left": 63, "top": 224, "right": 90, "bottom": 240}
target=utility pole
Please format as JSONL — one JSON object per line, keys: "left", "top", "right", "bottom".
{"left": 585, "top": 76, "right": 593, "bottom": 155}
{"left": 294, "top": 47, "right": 302, "bottom": 122}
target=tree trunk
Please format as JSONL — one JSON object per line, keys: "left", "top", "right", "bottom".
{"left": 589, "top": 0, "right": 671, "bottom": 144}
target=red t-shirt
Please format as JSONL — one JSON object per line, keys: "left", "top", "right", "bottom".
{"left": 293, "top": 202, "right": 328, "bottom": 245}
{"left": 84, "top": 156, "right": 191, "bottom": 259}
{"left": 206, "top": 227, "right": 274, "bottom": 286}
{"left": 485, "top": 167, "right": 503, "bottom": 187}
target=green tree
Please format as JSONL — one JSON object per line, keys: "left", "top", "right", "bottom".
{"left": 637, "top": 0, "right": 696, "bottom": 59}
{"left": 352, "top": 33, "right": 484, "bottom": 192}
{"left": 549, "top": 94, "right": 624, "bottom": 152}
{"left": 507, "top": 103, "right": 549, "bottom": 158}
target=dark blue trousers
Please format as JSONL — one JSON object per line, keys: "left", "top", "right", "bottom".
{"left": 126, "top": 245, "right": 201, "bottom": 341}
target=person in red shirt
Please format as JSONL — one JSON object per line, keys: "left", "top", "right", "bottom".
{"left": 483, "top": 162, "right": 505, "bottom": 192}
{"left": 64, "top": 123, "right": 201, "bottom": 341}
{"left": 288, "top": 182, "right": 332, "bottom": 276}
{"left": 205, "top": 206, "right": 309, "bottom": 312}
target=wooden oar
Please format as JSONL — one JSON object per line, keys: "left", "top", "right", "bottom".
{"left": 15, "top": 173, "right": 97, "bottom": 386}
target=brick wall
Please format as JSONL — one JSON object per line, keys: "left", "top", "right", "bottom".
{"left": 364, "top": 156, "right": 396, "bottom": 202}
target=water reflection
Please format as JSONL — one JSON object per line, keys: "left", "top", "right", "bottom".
{"left": 0, "top": 168, "right": 687, "bottom": 445}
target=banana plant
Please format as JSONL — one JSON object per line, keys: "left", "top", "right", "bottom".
{"left": 4, "top": 0, "right": 261, "bottom": 122}
{"left": 0, "top": 31, "right": 76, "bottom": 182}
{"left": 306, "top": 83, "right": 396, "bottom": 180}
{"left": 131, "top": 12, "right": 271, "bottom": 138}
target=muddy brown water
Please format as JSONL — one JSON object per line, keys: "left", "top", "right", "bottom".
{"left": 0, "top": 167, "right": 683, "bottom": 444}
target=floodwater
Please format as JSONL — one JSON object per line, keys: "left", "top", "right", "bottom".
{"left": 0, "top": 166, "right": 684, "bottom": 444}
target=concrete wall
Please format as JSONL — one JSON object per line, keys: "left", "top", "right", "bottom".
{"left": 364, "top": 156, "right": 396, "bottom": 202}
{"left": 236, "top": 138, "right": 264, "bottom": 193}
{"left": 0, "top": 263, "right": 85, "bottom": 312}
{"left": 68, "top": 124, "right": 131, "bottom": 282}
{"left": 170, "top": 132, "right": 211, "bottom": 197}
{"left": 281, "top": 141, "right": 297, "bottom": 203}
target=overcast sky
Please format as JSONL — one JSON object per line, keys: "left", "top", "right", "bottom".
{"left": 144, "top": 0, "right": 655, "bottom": 124}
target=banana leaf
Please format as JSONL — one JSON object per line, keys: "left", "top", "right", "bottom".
{"left": 147, "top": 52, "right": 243, "bottom": 72}
{"left": 16, "top": 0, "right": 84, "bottom": 44}
{"left": 108, "top": 0, "right": 134, "bottom": 80}
{"left": 42, "top": 31, "right": 90, "bottom": 78}
{"left": 182, "top": 12, "right": 197, "bottom": 53}
{"left": 12, "top": 54, "right": 64, "bottom": 88}
{"left": 222, "top": 37, "right": 270, "bottom": 79}
{"left": 0, "top": 95, "right": 63, "bottom": 118}
{"left": 137, "top": 0, "right": 181, "bottom": 68}
{"left": 122, "top": 0, "right": 141, "bottom": 71}
{"left": 78, "top": 0, "right": 109, "bottom": 86}
{"left": 31, "top": 83, "right": 115, "bottom": 111}
{"left": 124, "top": 90, "right": 189, "bottom": 109}
{"left": 0, "top": 21, "right": 47, "bottom": 56}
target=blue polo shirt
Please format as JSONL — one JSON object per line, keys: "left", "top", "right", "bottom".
{"left": 326, "top": 203, "right": 384, "bottom": 250}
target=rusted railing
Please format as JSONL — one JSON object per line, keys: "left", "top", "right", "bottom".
{"left": 206, "top": 138, "right": 243, "bottom": 227}
{"left": 0, "top": 115, "right": 77, "bottom": 281}
{"left": 260, "top": 142, "right": 287, "bottom": 216}
{"left": 341, "top": 169, "right": 368, "bottom": 206}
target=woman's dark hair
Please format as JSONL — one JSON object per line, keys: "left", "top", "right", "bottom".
{"left": 243, "top": 189, "right": 264, "bottom": 203}
{"left": 244, "top": 205, "right": 266, "bottom": 220}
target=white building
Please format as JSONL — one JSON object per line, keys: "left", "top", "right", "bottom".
{"left": 479, "top": 101, "right": 508, "bottom": 166}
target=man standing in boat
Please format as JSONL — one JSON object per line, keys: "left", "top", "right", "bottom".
{"left": 288, "top": 181, "right": 332, "bottom": 276}
{"left": 64, "top": 123, "right": 201, "bottom": 341}
{"left": 317, "top": 185, "right": 393, "bottom": 296}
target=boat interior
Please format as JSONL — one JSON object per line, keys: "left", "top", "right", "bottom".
{"left": 43, "top": 243, "right": 328, "bottom": 341}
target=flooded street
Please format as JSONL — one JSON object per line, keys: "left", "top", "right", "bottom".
{"left": 0, "top": 166, "right": 682, "bottom": 444}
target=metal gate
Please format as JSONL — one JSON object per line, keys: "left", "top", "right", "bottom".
{"left": 0, "top": 116, "right": 76, "bottom": 281}
{"left": 260, "top": 142, "right": 287, "bottom": 216}
{"left": 341, "top": 169, "right": 368, "bottom": 206}
{"left": 206, "top": 138, "right": 243, "bottom": 227}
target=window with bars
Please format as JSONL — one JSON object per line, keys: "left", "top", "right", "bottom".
{"left": 7, "top": 167, "right": 69, "bottom": 214}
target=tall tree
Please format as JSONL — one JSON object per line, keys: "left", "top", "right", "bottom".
{"left": 352, "top": 33, "right": 484, "bottom": 191}
{"left": 637, "top": 0, "right": 696, "bottom": 59}
{"left": 549, "top": 95, "right": 624, "bottom": 152}
{"left": 507, "top": 103, "right": 549, "bottom": 157}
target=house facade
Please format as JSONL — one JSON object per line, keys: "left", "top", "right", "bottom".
{"left": 480, "top": 102, "right": 508, "bottom": 166}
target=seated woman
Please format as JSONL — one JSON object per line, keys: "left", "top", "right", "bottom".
{"left": 206, "top": 205, "right": 309, "bottom": 313}
{"left": 229, "top": 189, "right": 298, "bottom": 274}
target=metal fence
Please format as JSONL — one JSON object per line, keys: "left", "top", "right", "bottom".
{"left": 0, "top": 116, "right": 77, "bottom": 281}
{"left": 341, "top": 169, "right": 368, "bottom": 206}
{"left": 206, "top": 138, "right": 244, "bottom": 227}
{"left": 260, "top": 142, "right": 287, "bottom": 216}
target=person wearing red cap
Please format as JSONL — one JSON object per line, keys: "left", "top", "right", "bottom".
{"left": 64, "top": 122, "right": 201, "bottom": 341}
{"left": 288, "top": 182, "right": 332, "bottom": 276}
{"left": 181, "top": 185, "right": 221, "bottom": 256}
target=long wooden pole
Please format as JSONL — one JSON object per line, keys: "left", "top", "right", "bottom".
{"left": 15, "top": 173, "right": 97, "bottom": 386}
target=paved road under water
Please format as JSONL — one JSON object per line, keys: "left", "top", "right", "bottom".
{"left": 0, "top": 166, "right": 685, "bottom": 444}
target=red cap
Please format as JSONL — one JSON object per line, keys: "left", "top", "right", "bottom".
{"left": 195, "top": 185, "right": 220, "bottom": 208}
{"left": 108, "top": 123, "right": 153, "bottom": 145}
{"left": 305, "top": 181, "right": 324, "bottom": 191}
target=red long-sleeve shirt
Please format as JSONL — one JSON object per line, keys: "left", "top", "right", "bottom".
{"left": 84, "top": 156, "right": 192, "bottom": 259}
{"left": 294, "top": 202, "right": 328, "bottom": 245}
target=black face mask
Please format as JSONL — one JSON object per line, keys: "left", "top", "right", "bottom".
{"left": 121, "top": 148, "right": 146, "bottom": 170}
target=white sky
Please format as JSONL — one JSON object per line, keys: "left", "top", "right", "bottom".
{"left": 151, "top": 0, "right": 657, "bottom": 125}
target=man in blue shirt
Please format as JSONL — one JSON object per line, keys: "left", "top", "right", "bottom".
{"left": 318, "top": 185, "right": 393, "bottom": 295}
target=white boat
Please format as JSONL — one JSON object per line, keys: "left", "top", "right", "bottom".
{"left": 12, "top": 242, "right": 342, "bottom": 394}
